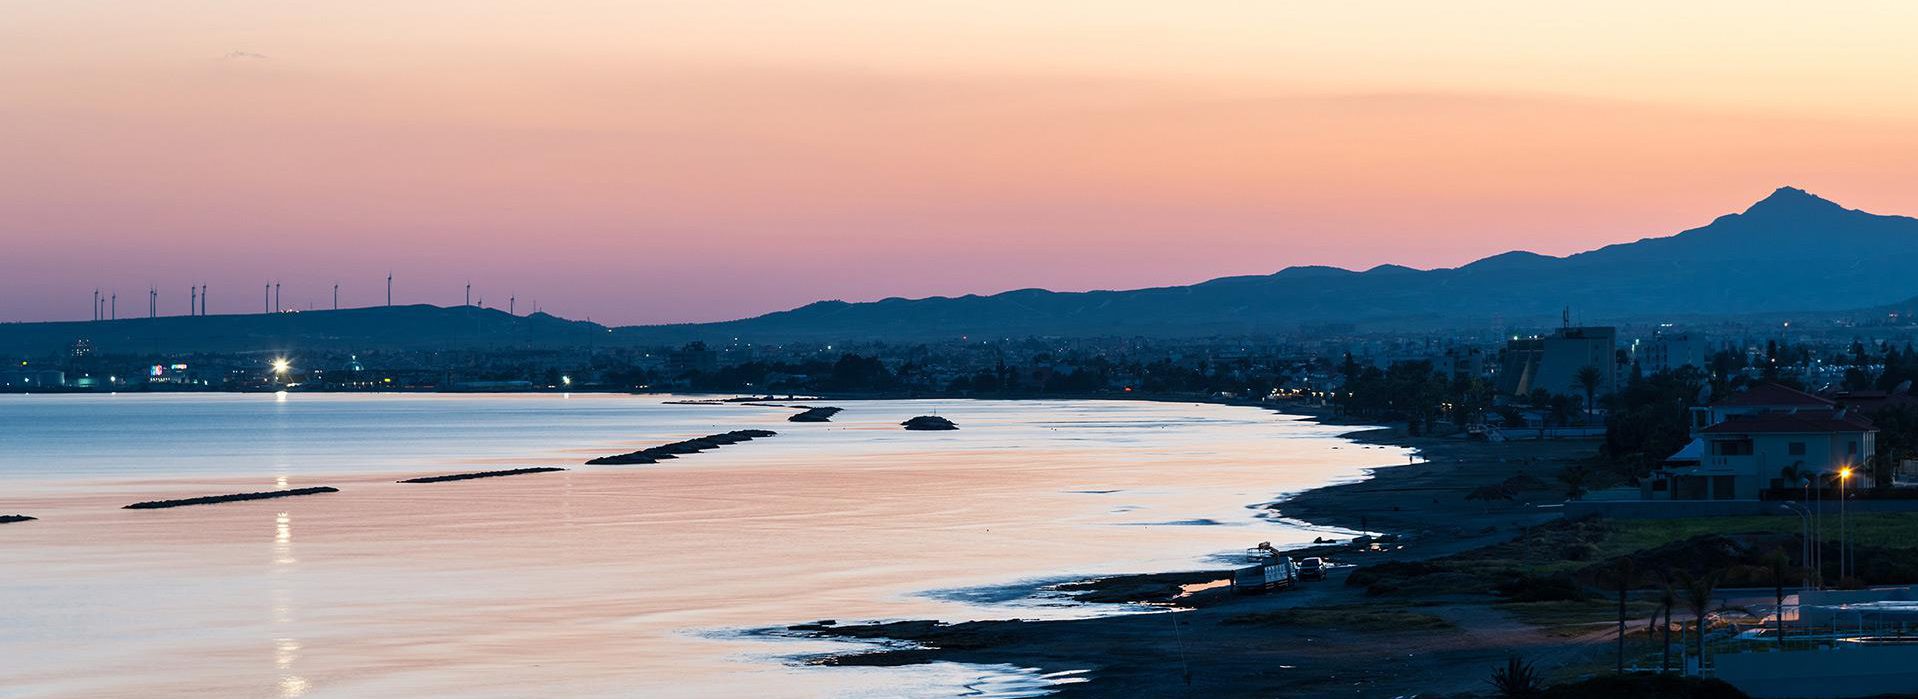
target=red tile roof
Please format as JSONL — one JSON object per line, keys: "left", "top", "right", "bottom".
{"left": 1714, "top": 383, "right": 1835, "bottom": 408}
{"left": 1699, "top": 410, "right": 1874, "bottom": 434}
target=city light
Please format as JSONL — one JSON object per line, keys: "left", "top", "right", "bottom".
{"left": 272, "top": 358, "right": 291, "bottom": 374}
{"left": 1840, "top": 466, "right": 1854, "bottom": 480}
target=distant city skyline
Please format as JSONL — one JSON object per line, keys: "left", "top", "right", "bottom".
{"left": 8, "top": 3, "right": 1918, "bottom": 324}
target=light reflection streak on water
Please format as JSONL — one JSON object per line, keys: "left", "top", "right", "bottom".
{"left": 272, "top": 510, "right": 307, "bottom": 696}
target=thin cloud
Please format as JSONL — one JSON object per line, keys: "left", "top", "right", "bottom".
{"left": 221, "top": 51, "right": 268, "bottom": 61}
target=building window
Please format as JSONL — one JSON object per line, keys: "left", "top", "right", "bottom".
{"left": 1714, "top": 440, "right": 1754, "bottom": 456}
{"left": 1789, "top": 442, "right": 1807, "bottom": 456}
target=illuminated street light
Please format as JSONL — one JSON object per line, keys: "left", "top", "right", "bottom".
{"left": 272, "top": 358, "right": 291, "bottom": 374}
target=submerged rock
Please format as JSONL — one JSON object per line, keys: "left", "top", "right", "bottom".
{"left": 901, "top": 415, "right": 958, "bottom": 431}
{"left": 124, "top": 487, "right": 339, "bottom": 510}
{"left": 398, "top": 467, "right": 566, "bottom": 483}
{"left": 584, "top": 429, "right": 781, "bottom": 465}
{"left": 788, "top": 406, "right": 843, "bottom": 423}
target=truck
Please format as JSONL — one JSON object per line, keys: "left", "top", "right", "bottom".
{"left": 1231, "top": 543, "right": 1300, "bottom": 594}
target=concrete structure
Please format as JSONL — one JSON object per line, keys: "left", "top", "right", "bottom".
{"left": 1497, "top": 326, "right": 1618, "bottom": 399}
{"left": 1638, "top": 330, "right": 1707, "bottom": 374}
{"left": 1717, "top": 643, "right": 1918, "bottom": 698}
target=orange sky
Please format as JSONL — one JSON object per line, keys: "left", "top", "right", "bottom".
{"left": 6, "top": 2, "right": 1918, "bottom": 324}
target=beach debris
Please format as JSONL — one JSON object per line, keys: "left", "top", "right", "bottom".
{"left": 0, "top": 514, "right": 36, "bottom": 524}
{"left": 901, "top": 415, "right": 958, "bottom": 431}
{"left": 788, "top": 406, "right": 842, "bottom": 423}
{"left": 398, "top": 467, "right": 567, "bottom": 483}
{"left": 124, "top": 487, "right": 340, "bottom": 510}
{"left": 585, "top": 429, "right": 779, "bottom": 465}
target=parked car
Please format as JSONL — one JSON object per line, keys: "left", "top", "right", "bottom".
{"left": 1297, "top": 556, "right": 1326, "bottom": 581}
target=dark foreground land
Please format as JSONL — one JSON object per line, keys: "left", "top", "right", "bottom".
{"left": 791, "top": 414, "right": 1844, "bottom": 697}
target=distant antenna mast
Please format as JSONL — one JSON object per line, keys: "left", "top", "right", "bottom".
{"left": 333, "top": 283, "right": 339, "bottom": 310}
{"left": 200, "top": 285, "right": 207, "bottom": 316}
{"left": 265, "top": 283, "right": 271, "bottom": 313}
{"left": 149, "top": 287, "right": 157, "bottom": 319}
{"left": 274, "top": 283, "right": 281, "bottom": 313}
{"left": 191, "top": 286, "right": 197, "bottom": 317}
{"left": 92, "top": 289, "right": 99, "bottom": 321}
{"left": 386, "top": 272, "right": 393, "bottom": 307}
{"left": 465, "top": 283, "right": 471, "bottom": 307}
{"left": 509, "top": 295, "right": 515, "bottom": 316}
{"left": 110, "top": 292, "right": 116, "bottom": 321}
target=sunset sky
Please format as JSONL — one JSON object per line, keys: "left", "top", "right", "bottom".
{"left": 7, "top": 2, "right": 1918, "bottom": 324}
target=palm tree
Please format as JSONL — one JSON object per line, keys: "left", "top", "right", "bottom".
{"left": 1615, "top": 557, "right": 1635, "bottom": 673}
{"left": 1657, "top": 570, "right": 1677, "bottom": 673}
{"left": 1680, "top": 571, "right": 1722, "bottom": 673}
{"left": 1767, "top": 550, "right": 1790, "bottom": 648}
{"left": 1575, "top": 365, "right": 1604, "bottom": 424}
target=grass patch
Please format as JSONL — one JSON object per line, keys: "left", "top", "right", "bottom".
{"left": 1501, "top": 599, "right": 1663, "bottom": 636}
{"left": 1604, "top": 513, "right": 1918, "bottom": 556}
{"left": 1222, "top": 606, "right": 1455, "bottom": 633}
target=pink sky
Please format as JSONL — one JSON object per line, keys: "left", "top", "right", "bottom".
{"left": 7, "top": 2, "right": 1918, "bottom": 324}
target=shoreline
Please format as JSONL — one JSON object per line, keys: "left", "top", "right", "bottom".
{"left": 789, "top": 407, "right": 1602, "bottom": 697}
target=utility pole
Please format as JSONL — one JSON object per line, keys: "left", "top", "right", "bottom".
{"left": 149, "top": 287, "right": 156, "bottom": 318}
{"left": 191, "top": 286, "right": 197, "bottom": 317}
{"left": 92, "top": 290, "right": 99, "bottom": 321}
{"left": 386, "top": 273, "right": 392, "bottom": 306}
{"left": 333, "top": 283, "right": 339, "bottom": 310}
{"left": 265, "top": 284, "right": 270, "bottom": 314}
{"left": 110, "top": 292, "right": 116, "bottom": 320}
{"left": 510, "top": 296, "right": 515, "bottom": 315}
{"left": 465, "top": 283, "right": 471, "bottom": 307}
{"left": 274, "top": 283, "right": 280, "bottom": 312}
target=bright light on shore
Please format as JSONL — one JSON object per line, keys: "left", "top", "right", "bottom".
{"left": 1840, "top": 467, "right": 1854, "bottom": 480}
{"left": 272, "top": 358, "right": 291, "bottom": 374}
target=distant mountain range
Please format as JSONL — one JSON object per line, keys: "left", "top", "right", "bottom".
{"left": 5, "top": 186, "right": 1917, "bottom": 355}
{"left": 619, "top": 187, "right": 1918, "bottom": 341}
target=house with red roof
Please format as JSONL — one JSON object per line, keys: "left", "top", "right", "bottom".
{"left": 1652, "top": 384, "right": 1876, "bottom": 501}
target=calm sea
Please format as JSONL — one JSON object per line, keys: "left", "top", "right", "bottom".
{"left": 0, "top": 393, "right": 1401, "bottom": 698}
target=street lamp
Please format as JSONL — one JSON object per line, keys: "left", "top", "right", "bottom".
{"left": 1839, "top": 466, "right": 1854, "bottom": 581}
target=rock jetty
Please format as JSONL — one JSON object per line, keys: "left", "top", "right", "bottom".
{"left": 788, "top": 406, "right": 843, "bottom": 423}
{"left": 901, "top": 415, "right": 958, "bottom": 431}
{"left": 124, "top": 486, "right": 340, "bottom": 510}
{"left": 398, "top": 467, "right": 566, "bottom": 483}
{"left": 585, "top": 429, "right": 778, "bottom": 465}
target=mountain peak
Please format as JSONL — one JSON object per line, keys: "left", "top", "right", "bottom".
{"left": 1742, "top": 186, "right": 1844, "bottom": 217}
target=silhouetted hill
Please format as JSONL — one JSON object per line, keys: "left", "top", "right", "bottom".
{"left": 0, "top": 305, "right": 611, "bottom": 355}
{"left": 8, "top": 187, "right": 1917, "bottom": 353}
{"left": 615, "top": 187, "right": 1918, "bottom": 342}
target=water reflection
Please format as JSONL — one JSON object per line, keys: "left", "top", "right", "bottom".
{"left": 271, "top": 511, "right": 307, "bottom": 696}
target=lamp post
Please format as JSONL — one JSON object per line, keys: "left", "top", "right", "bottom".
{"left": 1839, "top": 466, "right": 1853, "bottom": 582}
